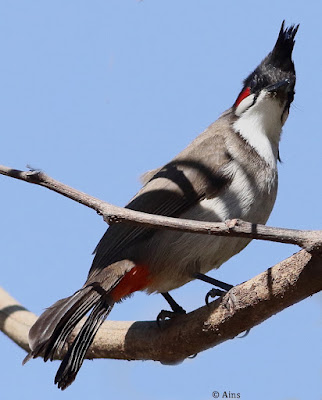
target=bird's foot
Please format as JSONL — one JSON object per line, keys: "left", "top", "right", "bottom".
{"left": 205, "top": 287, "right": 227, "bottom": 306}
{"left": 156, "top": 308, "right": 186, "bottom": 327}
{"left": 205, "top": 286, "right": 250, "bottom": 338}
{"left": 157, "top": 292, "right": 186, "bottom": 327}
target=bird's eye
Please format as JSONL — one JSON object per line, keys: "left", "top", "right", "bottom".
{"left": 234, "top": 86, "right": 255, "bottom": 116}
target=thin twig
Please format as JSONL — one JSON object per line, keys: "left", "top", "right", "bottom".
{"left": 1, "top": 164, "right": 322, "bottom": 250}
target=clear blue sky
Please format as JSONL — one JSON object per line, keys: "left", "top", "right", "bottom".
{"left": 1, "top": 1, "right": 321, "bottom": 399}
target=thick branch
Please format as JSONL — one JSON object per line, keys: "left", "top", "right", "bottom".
{"left": 1, "top": 250, "right": 321, "bottom": 362}
{"left": 1, "top": 164, "right": 322, "bottom": 250}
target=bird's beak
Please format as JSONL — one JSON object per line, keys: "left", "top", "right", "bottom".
{"left": 265, "top": 79, "right": 292, "bottom": 93}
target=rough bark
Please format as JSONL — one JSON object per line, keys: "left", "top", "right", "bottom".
{"left": 1, "top": 165, "right": 321, "bottom": 361}
{"left": 1, "top": 250, "right": 321, "bottom": 362}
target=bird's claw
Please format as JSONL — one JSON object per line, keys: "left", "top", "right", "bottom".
{"left": 237, "top": 329, "right": 250, "bottom": 338}
{"left": 205, "top": 288, "right": 226, "bottom": 306}
{"left": 205, "top": 288, "right": 251, "bottom": 339}
{"left": 156, "top": 309, "right": 186, "bottom": 328}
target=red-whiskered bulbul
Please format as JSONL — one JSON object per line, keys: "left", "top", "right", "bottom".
{"left": 24, "top": 21, "right": 299, "bottom": 389}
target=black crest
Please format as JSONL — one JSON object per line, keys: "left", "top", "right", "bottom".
{"left": 265, "top": 21, "right": 299, "bottom": 73}
{"left": 243, "top": 21, "right": 299, "bottom": 94}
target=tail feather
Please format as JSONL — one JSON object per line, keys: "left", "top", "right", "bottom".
{"left": 54, "top": 298, "right": 114, "bottom": 390}
{"left": 23, "top": 287, "right": 101, "bottom": 364}
{"left": 43, "top": 290, "right": 101, "bottom": 361}
{"left": 23, "top": 260, "right": 140, "bottom": 389}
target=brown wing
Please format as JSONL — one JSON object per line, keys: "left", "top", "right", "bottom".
{"left": 88, "top": 118, "right": 232, "bottom": 280}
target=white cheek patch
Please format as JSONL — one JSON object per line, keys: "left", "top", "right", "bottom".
{"left": 233, "top": 91, "right": 285, "bottom": 167}
{"left": 235, "top": 94, "right": 255, "bottom": 116}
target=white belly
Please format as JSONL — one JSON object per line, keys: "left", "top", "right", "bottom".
{"left": 143, "top": 162, "right": 278, "bottom": 293}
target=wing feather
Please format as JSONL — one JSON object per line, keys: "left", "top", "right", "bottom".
{"left": 88, "top": 118, "right": 233, "bottom": 279}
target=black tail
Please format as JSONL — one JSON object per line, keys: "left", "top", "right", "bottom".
{"left": 54, "top": 298, "right": 113, "bottom": 390}
{"left": 24, "top": 259, "right": 136, "bottom": 389}
{"left": 23, "top": 283, "right": 116, "bottom": 390}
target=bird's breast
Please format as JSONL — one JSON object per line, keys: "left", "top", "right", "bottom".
{"left": 141, "top": 161, "right": 278, "bottom": 294}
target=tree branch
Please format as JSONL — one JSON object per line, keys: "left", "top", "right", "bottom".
{"left": 1, "top": 164, "right": 322, "bottom": 250}
{"left": 1, "top": 249, "right": 321, "bottom": 362}
{"left": 1, "top": 164, "right": 321, "bottom": 362}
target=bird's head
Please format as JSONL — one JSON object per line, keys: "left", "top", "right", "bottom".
{"left": 234, "top": 21, "right": 299, "bottom": 126}
{"left": 231, "top": 22, "right": 299, "bottom": 166}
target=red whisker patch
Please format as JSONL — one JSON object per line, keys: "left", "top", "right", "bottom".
{"left": 234, "top": 86, "right": 251, "bottom": 107}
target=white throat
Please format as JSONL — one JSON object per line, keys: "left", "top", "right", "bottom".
{"left": 233, "top": 91, "right": 285, "bottom": 167}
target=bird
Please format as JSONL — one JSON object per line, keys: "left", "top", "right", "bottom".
{"left": 23, "top": 21, "right": 299, "bottom": 389}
